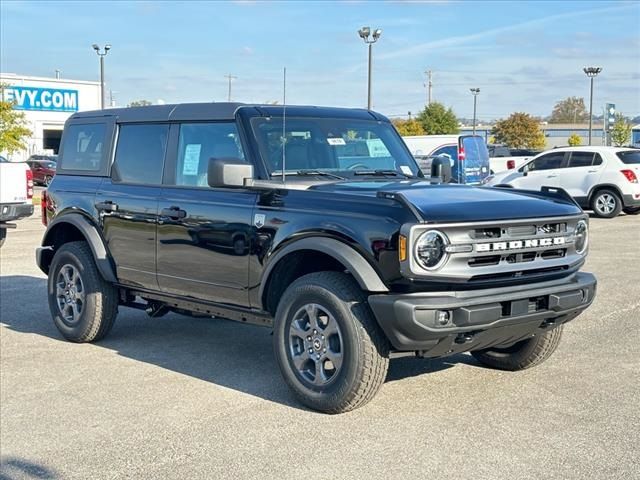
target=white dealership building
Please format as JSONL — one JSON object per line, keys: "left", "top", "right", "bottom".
{"left": 0, "top": 73, "right": 101, "bottom": 162}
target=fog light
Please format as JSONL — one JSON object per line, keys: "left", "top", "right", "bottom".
{"left": 436, "top": 310, "right": 451, "bottom": 326}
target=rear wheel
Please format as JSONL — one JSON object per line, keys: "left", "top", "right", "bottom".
{"left": 623, "top": 206, "right": 640, "bottom": 215}
{"left": 273, "top": 272, "right": 389, "bottom": 413}
{"left": 48, "top": 241, "right": 118, "bottom": 342}
{"left": 44, "top": 175, "right": 53, "bottom": 186}
{"left": 591, "top": 189, "right": 622, "bottom": 218}
{"left": 471, "top": 326, "right": 563, "bottom": 371}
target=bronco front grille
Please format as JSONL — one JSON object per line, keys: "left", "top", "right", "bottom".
{"left": 400, "top": 215, "right": 587, "bottom": 282}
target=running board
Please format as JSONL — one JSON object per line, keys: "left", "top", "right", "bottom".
{"left": 119, "top": 286, "right": 273, "bottom": 328}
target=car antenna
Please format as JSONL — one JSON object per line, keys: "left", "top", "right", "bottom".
{"left": 281, "top": 67, "right": 287, "bottom": 184}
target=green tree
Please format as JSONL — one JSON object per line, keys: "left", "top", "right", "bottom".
{"left": 0, "top": 84, "right": 32, "bottom": 155}
{"left": 128, "top": 99, "right": 153, "bottom": 107}
{"left": 417, "top": 102, "right": 459, "bottom": 135}
{"left": 610, "top": 113, "right": 632, "bottom": 146}
{"left": 568, "top": 133, "right": 582, "bottom": 146}
{"left": 491, "top": 112, "right": 546, "bottom": 149}
{"left": 392, "top": 118, "right": 425, "bottom": 136}
{"left": 549, "top": 97, "right": 588, "bottom": 123}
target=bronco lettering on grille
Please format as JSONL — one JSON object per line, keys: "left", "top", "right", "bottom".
{"left": 476, "top": 237, "right": 566, "bottom": 252}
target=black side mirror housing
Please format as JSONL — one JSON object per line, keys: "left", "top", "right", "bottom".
{"left": 207, "top": 158, "right": 254, "bottom": 188}
{"left": 430, "top": 155, "right": 452, "bottom": 183}
{"left": 522, "top": 164, "right": 529, "bottom": 176}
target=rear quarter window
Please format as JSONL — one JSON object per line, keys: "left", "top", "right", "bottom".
{"left": 59, "top": 123, "right": 108, "bottom": 173}
{"left": 617, "top": 150, "right": 640, "bottom": 164}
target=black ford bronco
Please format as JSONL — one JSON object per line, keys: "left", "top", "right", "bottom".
{"left": 37, "top": 103, "right": 596, "bottom": 413}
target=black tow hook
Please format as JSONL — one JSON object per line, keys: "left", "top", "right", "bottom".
{"left": 540, "top": 319, "right": 556, "bottom": 329}
{"left": 455, "top": 333, "right": 475, "bottom": 344}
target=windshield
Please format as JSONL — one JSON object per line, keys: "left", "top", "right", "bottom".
{"left": 251, "top": 117, "right": 420, "bottom": 177}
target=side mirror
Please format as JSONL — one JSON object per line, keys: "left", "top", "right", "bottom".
{"left": 430, "top": 155, "right": 452, "bottom": 183}
{"left": 522, "top": 164, "right": 529, "bottom": 176}
{"left": 207, "top": 158, "right": 253, "bottom": 188}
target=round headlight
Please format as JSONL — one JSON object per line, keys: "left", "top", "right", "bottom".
{"left": 574, "top": 220, "right": 588, "bottom": 254}
{"left": 415, "top": 230, "right": 448, "bottom": 270}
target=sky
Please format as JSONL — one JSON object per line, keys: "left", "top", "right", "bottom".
{"left": 1, "top": 0, "right": 639, "bottom": 121}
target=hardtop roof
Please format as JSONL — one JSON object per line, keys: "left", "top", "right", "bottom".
{"left": 68, "top": 102, "right": 387, "bottom": 123}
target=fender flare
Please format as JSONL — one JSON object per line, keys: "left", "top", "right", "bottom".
{"left": 42, "top": 213, "right": 118, "bottom": 283}
{"left": 259, "top": 237, "right": 389, "bottom": 302}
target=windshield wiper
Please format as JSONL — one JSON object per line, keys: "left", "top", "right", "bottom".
{"left": 271, "top": 170, "right": 346, "bottom": 180}
{"left": 353, "top": 169, "right": 414, "bottom": 178}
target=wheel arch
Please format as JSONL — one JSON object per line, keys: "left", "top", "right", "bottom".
{"left": 588, "top": 184, "right": 624, "bottom": 203}
{"left": 259, "top": 237, "right": 389, "bottom": 315}
{"left": 39, "top": 213, "right": 117, "bottom": 283}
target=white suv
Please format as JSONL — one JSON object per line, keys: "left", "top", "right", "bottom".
{"left": 485, "top": 147, "right": 640, "bottom": 218}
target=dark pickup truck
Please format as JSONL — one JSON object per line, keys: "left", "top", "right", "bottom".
{"left": 36, "top": 103, "right": 596, "bottom": 413}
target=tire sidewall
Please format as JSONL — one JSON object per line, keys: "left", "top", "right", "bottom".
{"left": 48, "top": 245, "right": 100, "bottom": 341}
{"left": 274, "top": 280, "right": 363, "bottom": 406}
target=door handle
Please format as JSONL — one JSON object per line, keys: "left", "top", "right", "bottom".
{"left": 546, "top": 174, "right": 558, "bottom": 178}
{"left": 587, "top": 170, "right": 598, "bottom": 173}
{"left": 161, "top": 206, "right": 187, "bottom": 219}
{"left": 95, "top": 201, "right": 119, "bottom": 212}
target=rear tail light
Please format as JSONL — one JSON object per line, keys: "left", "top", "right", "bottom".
{"left": 458, "top": 143, "right": 466, "bottom": 162}
{"left": 26, "top": 168, "right": 34, "bottom": 199}
{"left": 507, "top": 160, "right": 516, "bottom": 169}
{"left": 621, "top": 169, "right": 638, "bottom": 183}
{"left": 41, "top": 190, "right": 48, "bottom": 226}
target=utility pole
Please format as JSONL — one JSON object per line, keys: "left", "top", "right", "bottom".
{"left": 424, "top": 70, "right": 432, "bottom": 105}
{"left": 55, "top": 69, "right": 61, "bottom": 79}
{"left": 224, "top": 74, "right": 237, "bottom": 102}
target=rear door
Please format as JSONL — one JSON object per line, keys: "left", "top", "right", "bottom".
{"left": 555, "top": 151, "right": 604, "bottom": 199}
{"left": 509, "top": 151, "right": 567, "bottom": 191}
{"left": 156, "top": 121, "right": 257, "bottom": 307}
{"left": 460, "top": 135, "right": 490, "bottom": 184}
{"left": 96, "top": 123, "right": 169, "bottom": 290}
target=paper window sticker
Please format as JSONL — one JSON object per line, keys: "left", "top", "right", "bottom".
{"left": 183, "top": 144, "right": 201, "bottom": 175}
{"left": 327, "top": 138, "right": 346, "bottom": 146}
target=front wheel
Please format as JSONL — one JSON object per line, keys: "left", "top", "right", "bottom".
{"left": 623, "top": 206, "right": 640, "bottom": 215}
{"left": 591, "top": 189, "right": 622, "bottom": 218}
{"left": 471, "top": 326, "right": 563, "bottom": 371}
{"left": 48, "top": 241, "right": 118, "bottom": 342}
{"left": 273, "top": 272, "right": 389, "bottom": 413}
{"left": 44, "top": 175, "right": 53, "bottom": 186}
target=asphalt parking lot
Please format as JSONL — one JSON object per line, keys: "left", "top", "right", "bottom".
{"left": 1, "top": 207, "right": 639, "bottom": 480}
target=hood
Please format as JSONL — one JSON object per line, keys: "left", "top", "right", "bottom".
{"left": 310, "top": 180, "right": 582, "bottom": 222}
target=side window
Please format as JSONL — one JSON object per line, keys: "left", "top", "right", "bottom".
{"left": 567, "top": 152, "right": 594, "bottom": 168}
{"left": 174, "top": 122, "right": 245, "bottom": 187}
{"left": 59, "top": 123, "right": 106, "bottom": 171}
{"left": 112, "top": 124, "right": 169, "bottom": 184}
{"left": 529, "top": 152, "right": 565, "bottom": 171}
{"left": 431, "top": 145, "right": 457, "bottom": 162}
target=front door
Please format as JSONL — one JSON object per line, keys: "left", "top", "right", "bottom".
{"left": 554, "top": 151, "right": 604, "bottom": 199}
{"left": 96, "top": 123, "right": 169, "bottom": 290}
{"left": 156, "top": 121, "right": 257, "bottom": 307}
{"left": 510, "top": 151, "right": 567, "bottom": 191}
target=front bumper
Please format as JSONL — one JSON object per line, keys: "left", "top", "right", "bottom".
{"left": 0, "top": 203, "right": 34, "bottom": 223}
{"left": 368, "top": 272, "right": 596, "bottom": 355}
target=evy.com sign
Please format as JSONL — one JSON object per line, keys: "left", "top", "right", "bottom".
{"left": 4, "top": 86, "right": 79, "bottom": 112}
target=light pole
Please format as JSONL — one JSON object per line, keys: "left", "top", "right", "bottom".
{"left": 92, "top": 44, "right": 111, "bottom": 109}
{"left": 357, "top": 26, "right": 382, "bottom": 110}
{"left": 224, "top": 74, "right": 237, "bottom": 102}
{"left": 583, "top": 66, "right": 602, "bottom": 145}
{"left": 470, "top": 88, "right": 480, "bottom": 135}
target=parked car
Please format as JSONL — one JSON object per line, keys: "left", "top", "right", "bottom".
{"left": 0, "top": 155, "right": 34, "bottom": 247}
{"left": 37, "top": 103, "right": 596, "bottom": 413}
{"left": 402, "top": 134, "right": 490, "bottom": 184}
{"left": 487, "top": 144, "right": 540, "bottom": 174}
{"left": 27, "top": 156, "right": 57, "bottom": 186}
{"left": 485, "top": 146, "right": 640, "bottom": 218}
